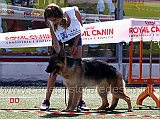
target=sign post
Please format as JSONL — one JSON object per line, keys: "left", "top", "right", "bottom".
{"left": 116, "top": 0, "right": 124, "bottom": 63}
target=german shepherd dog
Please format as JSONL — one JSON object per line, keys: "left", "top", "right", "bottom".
{"left": 46, "top": 49, "right": 133, "bottom": 112}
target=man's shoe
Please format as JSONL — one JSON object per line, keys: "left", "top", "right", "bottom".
{"left": 99, "top": 11, "right": 104, "bottom": 14}
{"left": 40, "top": 100, "right": 50, "bottom": 111}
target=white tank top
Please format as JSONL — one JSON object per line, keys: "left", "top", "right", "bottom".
{"left": 49, "top": 7, "right": 82, "bottom": 43}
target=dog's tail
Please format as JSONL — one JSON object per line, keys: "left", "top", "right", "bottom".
{"left": 107, "top": 96, "right": 119, "bottom": 111}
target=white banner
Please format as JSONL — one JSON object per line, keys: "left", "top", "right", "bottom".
{"left": 0, "top": 18, "right": 160, "bottom": 48}
{"left": 129, "top": 19, "right": 160, "bottom": 42}
{"left": 81, "top": 19, "right": 131, "bottom": 44}
{"left": 0, "top": 4, "right": 44, "bottom": 21}
{"left": 0, "top": 4, "right": 114, "bottom": 21}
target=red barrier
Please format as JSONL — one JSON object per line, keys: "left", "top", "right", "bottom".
{"left": 128, "top": 40, "right": 160, "bottom": 108}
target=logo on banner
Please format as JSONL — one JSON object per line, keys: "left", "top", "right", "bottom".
{"left": 24, "top": 12, "right": 31, "bottom": 16}
{"left": 129, "top": 26, "right": 160, "bottom": 34}
{"left": 128, "top": 20, "right": 160, "bottom": 38}
{"left": 24, "top": 10, "right": 44, "bottom": 19}
{"left": 0, "top": 8, "right": 14, "bottom": 15}
{"left": 82, "top": 28, "right": 114, "bottom": 36}
{"left": 85, "top": 26, "right": 95, "bottom": 30}
{"left": 145, "top": 21, "right": 155, "bottom": 26}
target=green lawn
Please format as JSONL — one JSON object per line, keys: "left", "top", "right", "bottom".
{"left": 124, "top": 2, "right": 160, "bottom": 18}
{"left": 0, "top": 87, "right": 160, "bottom": 119}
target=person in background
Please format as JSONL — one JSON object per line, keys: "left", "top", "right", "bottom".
{"left": 11, "top": 0, "right": 30, "bottom": 7}
{"left": 21, "top": 0, "right": 29, "bottom": 7}
{"left": 96, "top": 0, "right": 115, "bottom": 15}
{"left": 40, "top": 3, "right": 88, "bottom": 111}
{"left": 11, "top": 0, "right": 15, "bottom": 5}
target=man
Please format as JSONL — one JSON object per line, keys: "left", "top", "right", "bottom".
{"left": 96, "top": 0, "right": 115, "bottom": 15}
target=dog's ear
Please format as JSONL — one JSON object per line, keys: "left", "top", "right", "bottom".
{"left": 58, "top": 48, "right": 66, "bottom": 63}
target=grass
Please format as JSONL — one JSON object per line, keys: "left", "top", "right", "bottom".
{"left": 0, "top": 87, "right": 160, "bottom": 119}
{"left": 124, "top": 3, "right": 160, "bottom": 18}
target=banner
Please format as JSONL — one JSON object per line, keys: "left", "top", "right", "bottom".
{"left": 81, "top": 19, "right": 131, "bottom": 45}
{"left": 129, "top": 19, "right": 160, "bottom": 42}
{"left": 0, "top": 18, "right": 160, "bottom": 48}
{"left": 0, "top": 4, "right": 114, "bottom": 21}
{"left": 0, "top": 4, "right": 44, "bottom": 21}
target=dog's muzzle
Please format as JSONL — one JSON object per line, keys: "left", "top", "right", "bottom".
{"left": 45, "top": 65, "right": 60, "bottom": 73}
{"left": 45, "top": 62, "right": 60, "bottom": 76}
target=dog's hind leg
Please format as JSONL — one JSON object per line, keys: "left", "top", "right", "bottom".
{"left": 123, "top": 94, "right": 133, "bottom": 112}
{"left": 96, "top": 86, "right": 110, "bottom": 110}
{"left": 116, "top": 93, "right": 133, "bottom": 112}
{"left": 111, "top": 89, "right": 133, "bottom": 112}
{"left": 106, "top": 95, "right": 119, "bottom": 111}
{"left": 109, "top": 77, "right": 133, "bottom": 112}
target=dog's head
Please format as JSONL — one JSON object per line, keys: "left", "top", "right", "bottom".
{"left": 45, "top": 48, "right": 66, "bottom": 76}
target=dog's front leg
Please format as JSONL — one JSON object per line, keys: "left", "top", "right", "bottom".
{"left": 65, "top": 87, "right": 74, "bottom": 110}
{"left": 67, "top": 86, "right": 82, "bottom": 112}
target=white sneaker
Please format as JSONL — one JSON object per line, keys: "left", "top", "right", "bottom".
{"left": 40, "top": 100, "right": 50, "bottom": 111}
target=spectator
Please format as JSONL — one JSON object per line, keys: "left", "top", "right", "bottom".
{"left": 11, "top": 0, "right": 15, "bottom": 5}
{"left": 96, "top": 0, "right": 115, "bottom": 15}
{"left": 21, "top": 0, "right": 29, "bottom": 7}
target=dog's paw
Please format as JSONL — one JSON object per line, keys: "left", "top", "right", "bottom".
{"left": 128, "top": 108, "right": 134, "bottom": 112}
{"left": 61, "top": 109, "right": 67, "bottom": 112}
{"left": 96, "top": 105, "right": 109, "bottom": 110}
{"left": 61, "top": 109, "right": 74, "bottom": 112}
{"left": 105, "top": 107, "right": 114, "bottom": 111}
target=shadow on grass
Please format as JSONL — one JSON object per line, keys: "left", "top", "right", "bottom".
{"left": 39, "top": 110, "right": 125, "bottom": 118}
{"left": 114, "top": 105, "right": 160, "bottom": 110}
{"left": 40, "top": 113, "right": 80, "bottom": 118}
{"left": 135, "top": 105, "right": 160, "bottom": 110}
{"left": 0, "top": 108, "right": 40, "bottom": 110}
{"left": 0, "top": 107, "right": 60, "bottom": 111}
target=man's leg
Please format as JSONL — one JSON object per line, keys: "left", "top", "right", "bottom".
{"left": 104, "top": 0, "right": 115, "bottom": 14}
{"left": 96, "top": 0, "right": 105, "bottom": 14}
